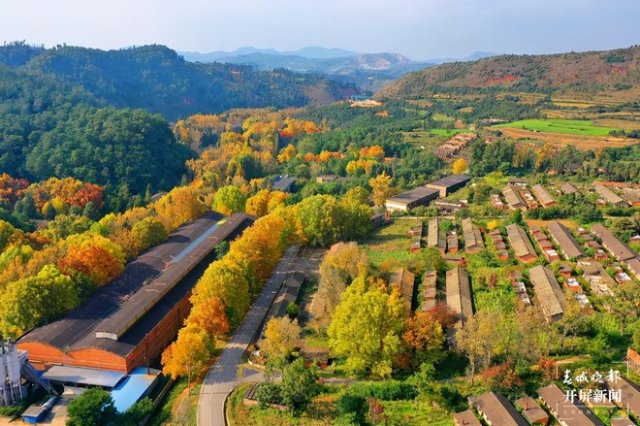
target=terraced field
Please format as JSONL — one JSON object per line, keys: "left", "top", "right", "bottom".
{"left": 497, "top": 119, "right": 618, "bottom": 136}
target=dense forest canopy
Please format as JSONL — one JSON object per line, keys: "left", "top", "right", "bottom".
{"left": 0, "top": 42, "right": 357, "bottom": 120}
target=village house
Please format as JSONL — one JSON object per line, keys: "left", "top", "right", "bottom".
{"left": 453, "top": 410, "right": 482, "bottom": 426}
{"left": 591, "top": 224, "right": 638, "bottom": 262}
{"left": 428, "top": 218, "right": 447, "bottom": 254}
{"left": 560, "top": 182, "right": 579, "bottom": 195}
{"left": 503, "top": 184, "right": 527, "bottom": 211}
{"left": 421, "top": 271, "right": 438, "bottom": 311}
{"left": 594, "top": 184, "right": 629, "bottom": 207}
{"left": 529, "top": 265, "right": 566, "bottom": 322}
{"left": 547, "top": 222, "right": 585, "bottom": 260}
{"left": 538, "top": 384, "right": 604, "bottom": 426}
{"left": 391, "top": 269, "right": 415, "bottom": 317}
{"left": 468, "top": 392, "right": 528, "bottom": 426}
{"left": 446, "top": 267, "right": 473, "bottom": 345}
{"left": 514, "top": 396, "right": 549, "bottom": 425}
{"left": 578, "top": 259, "right": 616, "bottom": 296}
{"left": 532, "top": 184, "right": 557, "bottom": 208}
{"left": 507, "top": 224, "right": 538, "bottom": 263}
{"left": 462, "top": 218, "right": 484, "bottom": 254}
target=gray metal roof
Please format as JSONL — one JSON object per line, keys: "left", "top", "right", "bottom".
{"left": 19, "top": 212, "right": 255, "bottom": 357}
{"left": 42, "top": 365, "right": 125, "bottom": 387}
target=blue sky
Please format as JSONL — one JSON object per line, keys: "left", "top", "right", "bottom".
{"left": 1, "top": 0, "right": 638, "bottom": 60}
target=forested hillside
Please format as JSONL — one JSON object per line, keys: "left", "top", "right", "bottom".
{"left": 0, "top": 43, "right": 357, "bottom": 120}
{"left": 378, "top": 45, "right": 640, "bottom": 100}
{"left": 0, "top": 61, "right": 193, "bottom": 213}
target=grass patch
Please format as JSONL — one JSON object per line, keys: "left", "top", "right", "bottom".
{"left": 496, "top": 119, "right": 619, "bottom": 136}
{"left": 380, "top": 399, "right": 452, "bottom": 425}
{"left": 227, "top": 384, "right": 336, "bottom": 426}
{"left": 148, "top": 378, "right": 200, "bottom": 426}
{"left": 429, "top": 129, "right": 472, "bottom": 137}
{"left": 361, "top": 219, "right": 420, "bottom": 269}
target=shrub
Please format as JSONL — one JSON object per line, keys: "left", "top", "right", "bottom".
{"left": 337, "top": 395, "right": 368, "bottom": 424}
{"left": 347, "top": 381, "right": 418, "bottom": 401}
{"left": 255, "top": 382, "right": 282, "bottom": 406}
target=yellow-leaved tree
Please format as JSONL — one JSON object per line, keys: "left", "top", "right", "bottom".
{"left": 327, "top": 273, "right": 405, "bottom": 378}
{"left": 452, "top": 158, "right": 469, "bottom": 174}
{"left": 161, "top": 324, "right": 213, "bottom": 380}
{"left": 369, "top": 173, "right": 392, "bottom": 209}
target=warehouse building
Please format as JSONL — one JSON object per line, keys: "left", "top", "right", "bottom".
{"left": 426, "top": 174, "right": 471, "bottom": 197}
{"left": 385, "top": 186, "right": 439, "bottom": 211}
{"left": 18, "top": 212, "right": 255, "bottom": 374}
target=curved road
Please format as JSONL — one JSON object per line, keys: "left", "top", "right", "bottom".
{"left": 197, "top": 246, "right": 300, "bottom": 426}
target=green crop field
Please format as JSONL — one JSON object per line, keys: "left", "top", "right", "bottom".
{"left": 429, "top": 128, "right": 472, "bottom": 137}
{"left": 497, "top": 119, "right": 619, "bottom": 136}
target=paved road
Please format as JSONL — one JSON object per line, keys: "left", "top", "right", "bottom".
{"left": 197, "top": 246, "right": 300, "bottom": 426}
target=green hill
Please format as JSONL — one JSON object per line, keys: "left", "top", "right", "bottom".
{"left": 377, "top": 46, "right": 640, "bottom": 103}
{"left": 0, "top": 43, "right": 357, "bottom": 120}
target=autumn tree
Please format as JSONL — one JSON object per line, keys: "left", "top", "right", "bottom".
{"left": 131, "top": 217, "right": 168, "bottom": 252}
{"left": 260, "top": 317, "right": 301, "bottom": 364}
{"left": 153, "top": 186, "right": 206, "bottom": 231}
{"left": 402, "top": 311, "right": 446, "bottom": 367}
{"left": 369, "top": 173, "right": 392, "bottom": 209}
{"left": 455, "top": 310, "right": 502, "bottom": 383}
{"left": 58, "top": 234, "right": 126, "bottom": 286}
{"left": 213, "top": 185, "right": 246, "bottom": 216}
{"left": 328, "top": 273, "right": 405, "bottom": 378}
{"left": 161, "top": 324, "right": 213, "bottom": 380}
{"left": 246, "top": 190, "right": 288, "bottom": 217}
{"left": 186, "top": 296, "right": 230, "bottom": 338}
{"left": 310, "top": 242, "right": 369, "bottom": 327}
{"left": 0, "top": 265, "right": 80, "bottom": 339}
{"left": 190, "top": 258, "right": 250, "bottom": 326}
{"left": 452, "top": 158, "right": 469, "bottom": 174}
{"left": 0, "top": 220, "right": 16, "bottom": 252}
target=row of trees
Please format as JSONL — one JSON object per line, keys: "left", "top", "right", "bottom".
{"left": 161, "top": 194, "right": 374, "bottom": 379}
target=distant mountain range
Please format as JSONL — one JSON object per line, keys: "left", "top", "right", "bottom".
{"left": 179, "top": 47, "right": 502, "bottom": 91}
{"left": 377, "top": 46, "right": 640, "bottom": 102}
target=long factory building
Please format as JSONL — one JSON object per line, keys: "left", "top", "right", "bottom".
{"left": 18, "top": 211, "right": 255, "bottom": 374}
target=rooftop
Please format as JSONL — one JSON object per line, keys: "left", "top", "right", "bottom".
{"left": 547, "top": 222, "right": 585, "bottom": 259}
{"left": 428, "top": 174, "right": 471, "bottom": 188}
{"left": 506, "top": 224, "right": 537, "bottom": 260}
{"left": 386, "top": 186, "right": 439, "bottom": 204}
{"left": 446, "top": 267, "right": 472, "bottom": 324}
{"left": 592, "top": 224, "right": 637, "bottom": 261}
{"left": 469, "top": 392, "right": 528, "bottom": 426}
{"left": 19, "top": 212, "right": 254, "bottom": 358}
{"left": 529, "top": 265, "right": 565, "bottom": 321}
{"left": 538, "top": 383, "right": 604, "bottom": 426}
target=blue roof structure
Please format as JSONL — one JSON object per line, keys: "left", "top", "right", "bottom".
{"left": 111, "top": 367, "right": 160, "bottom": 413}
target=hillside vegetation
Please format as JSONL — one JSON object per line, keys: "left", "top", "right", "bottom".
{"left": 378, "top": 46, "right": 640, "bottom": 102}
{"left": 0, "top": 43, "right": 356, "bottom": 120}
